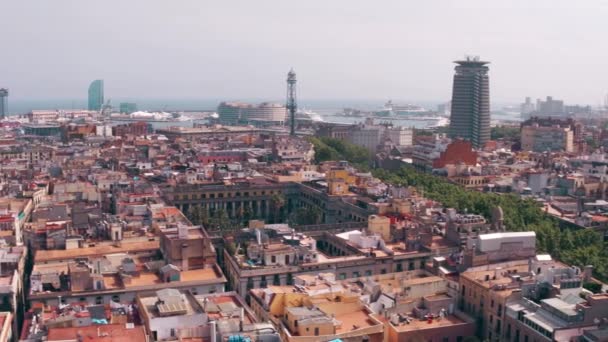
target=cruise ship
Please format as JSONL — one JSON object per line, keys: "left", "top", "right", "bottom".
{"left": 375, "top": 100, "right": 428, "bottom": 116}
{"left": 110, "top": 111, "right": 191, "bottom": 123}
{"left": 295, "top": 109, "right": 324, "bottom": 122}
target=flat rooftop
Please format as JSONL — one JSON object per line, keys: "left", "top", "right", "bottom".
{"left": 35, "top": 240, "right": 159, "bottom": 263}
{"left": 335, "top": 309, "right": 377, "bottom": 334}
{"left": 139, "top": 291, "right": 200, "bottom": 319}
{"left": 460, "top": 263, "right": 531, "bottom": 293}
{"left": 46, "top": 324, "right": 147, "bottom": 342}
{"left": 195, "top": 293, "right": 254, "bottom": 324}
{"left": 390, "top": 314, "right": 470, "bottom": 332}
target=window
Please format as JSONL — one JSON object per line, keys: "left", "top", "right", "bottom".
{"left": 314, "top": 327, "right": 319, "bottom": 336}
{"left": 381, "top": 269, "right": 387, "bottom": 274}
{"left": 294, "top": 320, "right": 298, "bottom": 327}
{"left": 112, "top": 295, "right": 120, "bottom": 303}
{"left": 95, "top": 296, "right": 103, "bottom": 304}
{"left": 491, "top": 299, "right": 495, "bottom": 308}
{"left": 396, "top": 263, "right": 403, "bottom": 272}
{"left": 497, "top": 304, "right": 502, "bottom": 316}
{"left": 260, "top": 276, "right": 267, "bottom": 288}
{"left": 285, "top": 255, "right": 290, "bottom": 264}
{"left": 365, "top": 270, "right": 372, "bottom": 276}
{"left": 353, "top": 271, "right": 360, "bottom": 278}
{"left": 271, "top": 255, "right": 276, "bottom": 263}
{"left": 339, "top": 273, "right": 346, "bottom": 280}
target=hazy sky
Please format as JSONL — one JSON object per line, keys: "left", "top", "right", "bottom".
{"left": 3, "top": 1, "right": 608, "bottom": 104}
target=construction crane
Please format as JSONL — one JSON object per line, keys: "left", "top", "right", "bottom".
{"left": 100, "top": 99, "right": 112, "bottom": 118}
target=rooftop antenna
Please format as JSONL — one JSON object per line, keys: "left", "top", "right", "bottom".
{"left": 286, "top": 69, "right": 297, "bottom": 136}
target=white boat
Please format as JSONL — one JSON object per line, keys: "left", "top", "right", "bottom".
{"left": 429, "top": 117, "right": 449, "bottom": 128}
{"left": 296, "top": 109, "right": 324, "bottom": 122}
{"left": 110, "top": 111, "right": 191, "bottom": 123}
{"left": 376, "top": 100, "right": 428, "bottom": 116}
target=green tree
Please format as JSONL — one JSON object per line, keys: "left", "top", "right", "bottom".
{"left": 373, "top": 165, "right": 608, "bottom": 282}
{"left": 289, "top": 206, "right": 323, "bottom": 226}
{"left": 269, "top": 194, "right": 286, "bottom": 223}
{"left": 491, "top": 125, "right": 521, "bottom": 141}
{"left": 308, "top": 136, "right": 372, "bottom": 170}
{"left": 209, "top": 208, "right": 231, "bottom": 232}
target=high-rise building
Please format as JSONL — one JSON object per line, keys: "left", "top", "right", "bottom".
{"left": 448, "top": 57, "right": 491, "bottom": 149}
{"left": 537, "top": 96, "right": 564, "bottom": 116}
{"left": 87, "top": 80, "right": 104, "bottom": 111}
{"left": 0, "top": 88, "right": 8, "bottom": 119}
{"left": 520, "top": 97, "right": 535, "bottom": 119}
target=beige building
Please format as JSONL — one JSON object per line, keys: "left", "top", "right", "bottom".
{"left": 218, "top": 101, "right": 286, "bottom": 124}
{"left": 521, "top": 124, "right": 574, "bottom": 153}
{"left": 367, "top": 214, "right": 391, "bottom": 242}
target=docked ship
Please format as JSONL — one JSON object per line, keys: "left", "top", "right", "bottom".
{"left": 295, "top": 109, "right": 324, "bottom": 122}
{"left": 375, "top": 100, "right": 428, "bottom": 117}
{"left": 110, "top": 111, "right": 191, "bottom": 123}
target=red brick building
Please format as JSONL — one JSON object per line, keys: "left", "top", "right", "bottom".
{"left": 432, "top": 139, "right": 478, "bottom": 169}
{"left": 112, "top": 122, "right": 150, "bottom": 137}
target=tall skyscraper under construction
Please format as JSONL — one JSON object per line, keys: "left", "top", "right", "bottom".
{"left": 448, "top": 57, "right": 490, "bottom": 149}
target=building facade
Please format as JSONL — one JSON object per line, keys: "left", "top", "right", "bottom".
{"left": 537, "top": 96, "right": 564, "bottom": 117}
{"left": 218, "top": 102, "right": 286, "bottom": 125}
{"left": 520, "top": 117, "right": 579, "bottom": 153}
{"left": 449, "top": 57, "right": 491, "bottom": 149}
{"left": 386, "top": 126, "right": 414, "bottom": 146}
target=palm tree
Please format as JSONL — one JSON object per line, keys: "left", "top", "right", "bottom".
{"left": 269, "top": 194, "right": 286, "bottom": 223}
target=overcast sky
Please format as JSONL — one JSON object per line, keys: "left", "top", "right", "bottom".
{"left": 2, "top": 1, "right": 608, "bottom": 105}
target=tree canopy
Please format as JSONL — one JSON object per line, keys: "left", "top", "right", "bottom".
{"left": 373, "top": 166, "right": 608, "bottom": 282}
{"left": 308, "top": 136, "right": 372, "bottom": 170}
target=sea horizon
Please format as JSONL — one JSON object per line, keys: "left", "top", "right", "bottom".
{"left": 4, "top": 98, "right": 522, "bottom": 115}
